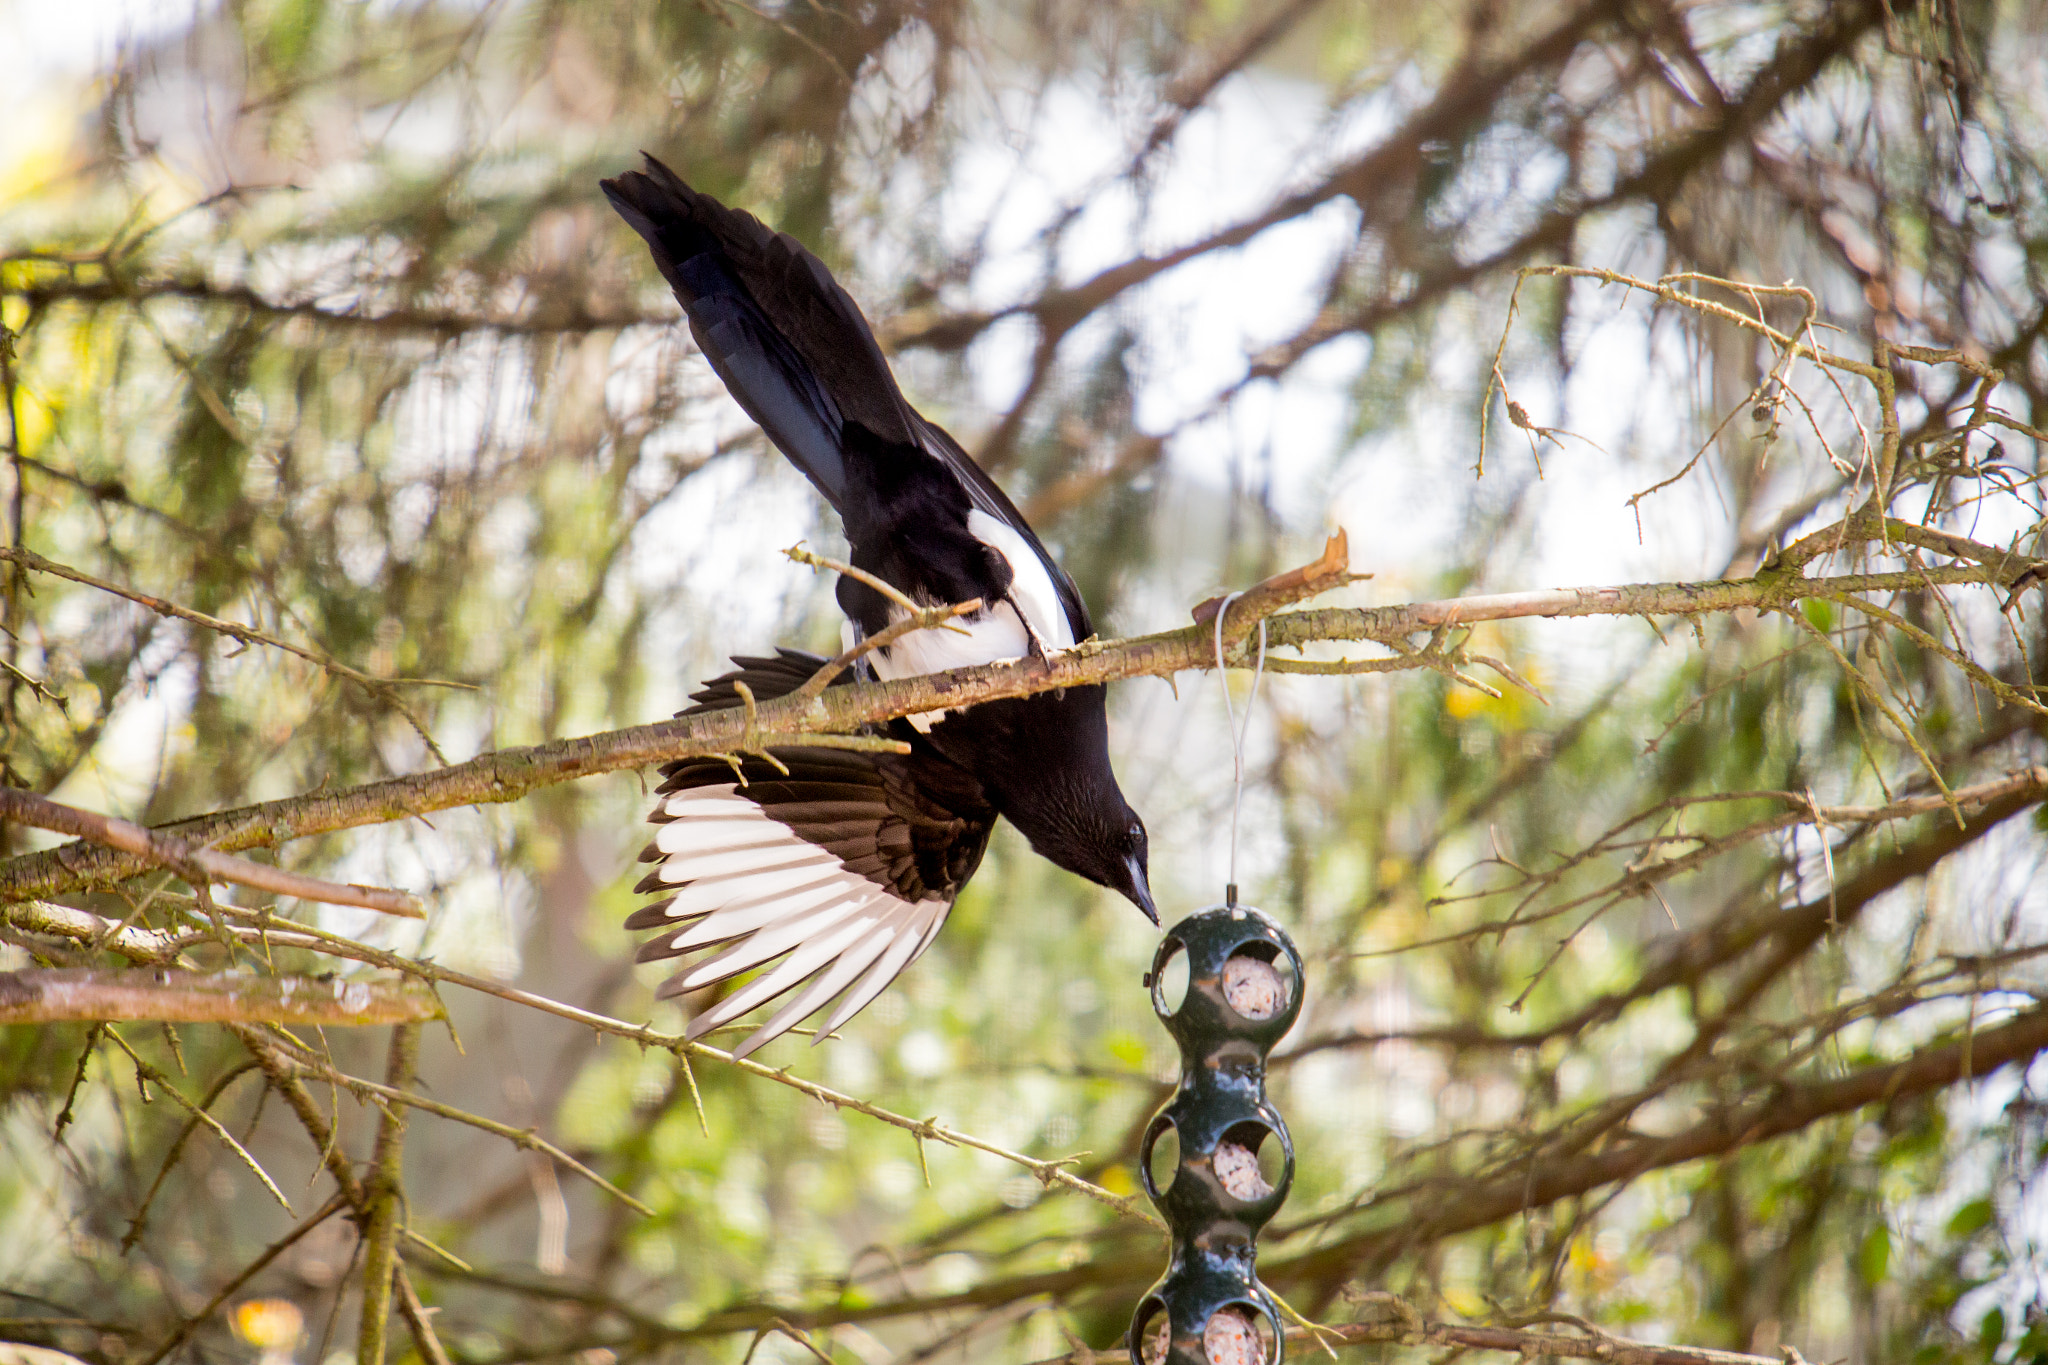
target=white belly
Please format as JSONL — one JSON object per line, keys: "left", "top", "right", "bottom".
{"left": 851, "top": 510, "right": 1075, "bottom": 731}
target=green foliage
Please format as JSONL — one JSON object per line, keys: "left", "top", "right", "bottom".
{"left": 3, "top": 0, "right": 2048, "bottom": 1362}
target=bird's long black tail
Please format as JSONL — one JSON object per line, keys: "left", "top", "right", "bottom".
{"left": 679, "top": 648, "right": 833, "bottom": 717}
{"left": 601, "top": 160, "right": 851, "bottom": 508}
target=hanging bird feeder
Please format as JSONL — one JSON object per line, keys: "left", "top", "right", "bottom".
{"left": 1131, "top": 897, "right": 1302, "bottom": 1365}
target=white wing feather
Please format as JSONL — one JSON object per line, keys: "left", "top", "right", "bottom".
{"left": 853, "top": 509, "right": 1077, "bottom": 731}
{"left": 664, "top": 875, "right": 859, "bottom": 952}
{"left": 646, "top": 784, "right": 950, "bottom": 1056}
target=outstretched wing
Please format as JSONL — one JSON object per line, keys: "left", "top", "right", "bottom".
{"left": 602, "top": 156, "right": 916, "bottom": 508}
{"left": 603, "top": 155, "right": 1094, "bottom": 642}
{"left": 628, "top": 652, "right": 996, "bottom": 1057}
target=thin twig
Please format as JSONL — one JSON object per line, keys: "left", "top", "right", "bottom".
{"left": 255, "top": 1031, "right": 654, "bottom": 1218}
{"left": 123, "top": 1061, "right": 262, "bottom": 1251}
{"left": 167, "top": 904, "right": 1156, "bottom": 1225}
{"left": 394, "top": 1266, "right": 454, "bottom": 1365}
{"left": 6, "top": 898, "right": 182, "bottom": 960}
{"left": 1787, "top": 610, "right": 1962, "bottom": 826}
{"left": 784, "top": 542, "right": 949, "bottom": 622}
{"left": 792, "top": 597, "right": 984, "bottom": 702}
{"left": 0, "top": 544, "right": 466, "bottom": 761}
{"left": 102, "top": 1025, "right": 293, "bottom": 1212}
{"left": 0, "top": 786, "right": 424, "bottom": 917}
{"left": 0, "top": 968, "right": 443, "bottom": 1024}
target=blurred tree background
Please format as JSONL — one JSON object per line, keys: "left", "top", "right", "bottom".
{"left": 3, "top": 0, "right": 2048, "bottom": 1362}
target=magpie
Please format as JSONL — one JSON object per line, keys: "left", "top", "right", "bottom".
{"left": 602, "top": 155, "right": 1154, "bottom": 1058}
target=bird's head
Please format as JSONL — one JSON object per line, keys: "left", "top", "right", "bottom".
{"left": 1100, "top": 808, "right": 1158, "bottom": 925}
{"left": 937, "top": 687, "right": 1157, "bottom": 924}
{"left": 1008, "top": 774, "right": 1156, "bottom": 925}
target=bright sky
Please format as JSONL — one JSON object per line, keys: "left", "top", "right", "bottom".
{"left": 0, "top": 0, "right": 188, "bottom": 84}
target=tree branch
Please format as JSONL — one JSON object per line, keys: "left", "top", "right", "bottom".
{"left": 9, "top": 273, "right": 667, "bottom": 340}
{"left": 101, "top": 1026, "right": 293, "bottom": 1214}
{"left": 1278, "top": 999, "right": 2048, "bottom": 1288}
{"left": 4, "top": 899, "right": 183, "bottom": 960}
{"left": 253, "top": 1027, "right": 653, "bottom": 1217}
{"left": 226, "top": 1025, "right": 461, "bottom": 1365}
{"left": 1, "top": 549, "right": 2033, "bottom": 906}
{"left": 358, "top": 1024, "right": 420, "bottom": 1365}
{"left": 9, "top": 892, "right": 1155, "bottom": 1226}
{"left": 0, "top": 786, "right": 424, "bottom": 917}
{"left": 0, "top": 969, "right": 442, "bottom": 1025}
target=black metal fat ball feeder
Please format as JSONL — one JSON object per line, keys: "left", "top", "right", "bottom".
{"left": 1131, "top": 893, "right": 1303, "bottom": 1365}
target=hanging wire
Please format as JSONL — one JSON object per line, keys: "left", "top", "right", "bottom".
{"left": 1212, "top": 591, "right": 1269, "bottom": 908}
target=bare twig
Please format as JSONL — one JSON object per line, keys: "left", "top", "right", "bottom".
{"left": 213, "top": 901, "right": 1153, "bottom": 1224}
{"left": 1370, "top": 768, "right": 2048, "bottom": 956}
{"left": 3, "top": 554, "right": 2031, "bottom": 908}
{"left": 0, "top": 786, "right": 424, "bottom": 917}
{"left": 9, "top": 273, "right": 669, "bottom": 339}
{"left": 0, "top": 968, "right": 443, "bottom": 1025}
{"left": 1190, "top": 529, "right": 1355, "bottom": 634}
{"left": 4, "top": 898, "right": 183, "bottom": 960}
{"left": 8, "top": 893, "right": 1142, "bottom": 1224}
{"left": 784, "top": 542, "right": 956, "bottom": 623}
{"left": 253, "top": 1030, "right": 654, "bottom": 1218}
{"left": 122, "top": 1061, "right": 262, "bottom": 1251}
{"left": 1786, "top": 610, "right": 1961, "bottom": 825}
{"left": 792, "top": 597, "right": 984, "bottom": 702}
{"left": 394, "top": 1267, "right": 454, "bottom": 1365}
{"left": 0, "top": 545, "right": 465, "bottom": 760}
{"left": 101, "top": 1026, "right": 293, "bottom": 1213}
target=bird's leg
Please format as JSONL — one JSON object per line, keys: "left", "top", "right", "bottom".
{"left": 1008, "top": 593, "right": 1056, "bottom": 671}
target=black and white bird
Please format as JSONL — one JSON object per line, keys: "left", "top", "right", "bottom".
{"left": 602, "top": 155, "right": 1153, "bottom": 1058}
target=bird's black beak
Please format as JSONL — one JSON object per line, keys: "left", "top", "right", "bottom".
{"left": 1126, "top": 852, "right": 1158, "bottom": 925}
